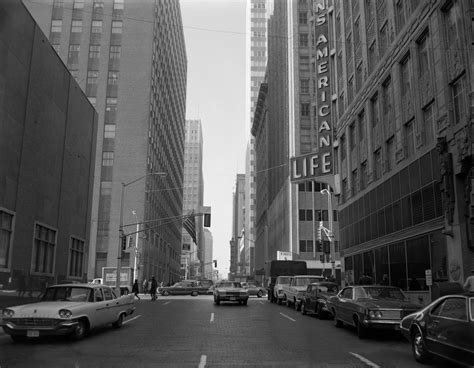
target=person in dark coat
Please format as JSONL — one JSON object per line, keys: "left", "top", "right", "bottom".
{"left": 149, "top": 276, "right": 158, "bottom": 301}
{"left": 132, "top": 279, "right": 140, "bottom": 300}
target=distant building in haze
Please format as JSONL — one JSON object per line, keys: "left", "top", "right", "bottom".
{"left": 26, "top": 0, "right": 188, "bottom": 285}
{"left": 229, "top": 174, "right": 246, "bottom": 280}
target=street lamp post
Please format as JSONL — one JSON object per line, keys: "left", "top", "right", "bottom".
{"left": 131, "top": 210, "right": 139, "bottom": 284}
{"left": 116, "top": 172, "right": 167, "bottom": 295}
{"left": 320, "top": 188, "right": 335, "bottom": 278}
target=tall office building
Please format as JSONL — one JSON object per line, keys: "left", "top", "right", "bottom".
{"left": 252, "top": 0, "right": 341, "bottom": 282}
{"left": 203, "top": 228, "right": 214, "bottom": 280}
{"left": 229, "top": 174, "right": 246, "bottom": 279}
{"left": 244, "top": 0, "right": 273, "bottom": 279}
{"left": 181, "top": 119, "right": 204, "bottom": 279}
{"left": 330, "top": 0, "right": 473, "bottom": 301}
{"left": 0, "top": 1, "right": 97, "bottom": 291}
{"left": 26, "top": 0, "right": 187, "bottom": 285}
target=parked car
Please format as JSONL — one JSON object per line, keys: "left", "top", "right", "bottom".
{"left": 159, "top": 280, "right": 207, "bottom": 296}
{"left": 282, "top": 275, "right": 325, "bottom": 310}
{"left": 327, "top": 285, "right": 420, "bottom": 339}
{"left": 213, "top": 281, "right": 249, "bottom": 306}
{"left": 197, "top": 279, "right": 214, "bottom": 294}
{"left": 400, "top": 292, "right": 474, "bottom": 367}
{"left": 273, "top": 276, "right": 291, "bottom": 305}
{"left": 242, "top": 281, "right": 266, "bottom": 298}
{"left": 1, "top": 283, "right": 136, "bottom": 342}
{"left": 300, "top": 282, "right": 339, "bottom": 318}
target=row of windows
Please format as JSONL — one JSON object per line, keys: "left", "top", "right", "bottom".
{"left": 0, "top": 210, "right": 84, "bottom": 277}
{"left": 54, "top": 0, "right": 123, "bottom": 10}
{"left": 299, "top": 240, "right": 340, "bottom": 254}
{"left": 51, "top": 20, "right": 123, "bottom": 35}
{"left": 299, "top": 210, "right": 339, "bottom": 222}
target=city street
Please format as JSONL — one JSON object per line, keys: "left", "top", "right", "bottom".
{"left": 0, "top": 295, "right": 457, "bottom": 368}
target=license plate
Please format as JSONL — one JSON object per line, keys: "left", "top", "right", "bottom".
{"left": 27, "top": 330, "right": 39, "bottom": 337}
{"left": 229, "top": 297, "right": 236, "bottom": 301}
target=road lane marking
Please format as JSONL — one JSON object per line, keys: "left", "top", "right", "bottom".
{"left": 198, "top": 354, "right": 207, "bottom": 368}
{"left": 349, "top": 352, "right": 380, "bottom": 368}
{"left": 210, "top": 313, "right": 214, "bottom": 322}
{"left": 123, "top": 315, "right": 142, "bottom": 325}
{"left": 163, "top": 301, "right": 172, "bottom": 305}
{"left": 279, "top": 312, "right": 296, "bottom": 322}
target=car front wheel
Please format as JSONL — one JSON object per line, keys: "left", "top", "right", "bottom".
{"left": 214, "top": 296, "right": 220, "bottom": 305}
{"left": 70, "top": 319, "right": 88, "bottom": 341}
{"left": 112, "top": 313, "right": 124, "bottom": 329}
{"left": 191, "top": 291, "right": 198, "bottom": 297}
{"left": 162, "top": 290, "right": 170, "bottom": 296}
{"left": 242, "top": 299, "right": 248, "bottom": 306}
{"left": 10, "top": 335, "right": 27, "bottom": 343}
{"left": 257, "top": 290, "right": 263, "bottom": 298}
{"left": 356, "top": 318, "right": 368, "bottom": 339}
{"left": 412, "top": 328, "right": 431, "bottom": 363}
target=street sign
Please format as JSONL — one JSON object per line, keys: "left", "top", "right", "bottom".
{"left": 425, "top": 269, "right": 432, "bottom": 286}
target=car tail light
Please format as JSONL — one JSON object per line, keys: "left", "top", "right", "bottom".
{"left": 2, "top": 309, "right": 14, "bottom": 318}
{"left": 58, "top": 309, "right": 72, "bottom": 319}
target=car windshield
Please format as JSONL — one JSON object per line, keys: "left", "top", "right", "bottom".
{"left": 217, "top": 282, "right": 241, "bottom": 288}
{"left": 360, "top": 287, "right": 406, "bottom": 300}
{"left": 295, "top": 277, "right": 323, "bottom": 286}
{"left": 41, "top": 287, "right": 91, "bottom": 302}
{"left": 317, "top": 284, "right": 338, "bottom": 293}
{"left": 278, "top": 277, "right": 291, "bottom": 284}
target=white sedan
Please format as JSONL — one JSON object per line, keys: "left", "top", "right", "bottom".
{"left": 213, "top": 281, "right": 249, "bottom": 305}
{"left": 1, "top": 283, "right": 136, "bottom": 342}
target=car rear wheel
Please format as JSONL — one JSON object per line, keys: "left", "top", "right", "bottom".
{"left": 242, "top": 299, "right": 248, "bottom": 306}
{"left": 333, "top": 309, "right": 343, "bottom": 328}
{"left": 112, "top": 313, "right": 124, "bottom": 329}
{"left": 70, "top": 319, "right": 88, "bottom": 341}
{"left": 301, "top": 302, "right": 307, "bottom": 315}
{"left": 412, "top": 328, "right": 431, "bottom": 364}
{"left": 162, "top": 290, "right": 170, "bottom": 296}
{"left": 257, "top": 290, "right": 263, "bottom": 298}
{"left": 316, "top": 304, "right": 324, "bottom": 319}
{"left": 277, "top": 296, "right": 283, "bottom": 305}
{"left": 294, "top": 299, "right": 300, "bottom": 311}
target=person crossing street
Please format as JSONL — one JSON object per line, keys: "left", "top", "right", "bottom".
{"left": 150, "top": 276, "right": 158, "bottom": 301}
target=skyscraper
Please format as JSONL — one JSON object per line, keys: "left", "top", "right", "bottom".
{"left": 26, "top": 0, "right": 188, "bottom": 284}
{"left": 181, "top": 119, "right": 204, "bottom": 279}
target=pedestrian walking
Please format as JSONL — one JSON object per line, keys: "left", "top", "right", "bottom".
{"left": 132, "top": 279, "right": 141, "bottom": 300}
{"left": 463, "top": 270, "right": 474, "bottom": 292}
{"left": 150, "top": 276, "right": 158, "bottom": 301}
{"left": 142, "top": 279, "right": 148, "bottom": 295}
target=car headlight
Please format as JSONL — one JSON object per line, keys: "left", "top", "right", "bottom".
{"left": 58, "top": 309, "right": 72, "bottom": 319}
{"left": 2, "top": 309, "right": 14, "bottom": 318}
{"left": 368, "top": 310, "right": 383, "bottom": 319}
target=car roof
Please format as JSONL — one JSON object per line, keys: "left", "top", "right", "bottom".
{"left": 49, "top": 283, "right": 108, "bottom": 288}
{"left": 308, "top": 282, "right": 338, "bottom": 286}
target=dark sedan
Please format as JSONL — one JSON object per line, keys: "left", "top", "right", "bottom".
{"left": 300, "top": 282, "right": 339, "bottom": 318}
{"left": 159, "top": 280, "right": 208, "bottom": 296}
{"left": 400, "top": 292, "right": 474, "bottom": 367}
{"left": 327, "top": 285, "right": 421, "bottom": 339}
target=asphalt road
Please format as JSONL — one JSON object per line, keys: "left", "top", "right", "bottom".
{"left": 0, "top": 295, "right": 458, "bottom": 368}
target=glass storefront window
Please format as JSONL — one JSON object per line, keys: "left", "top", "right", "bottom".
{"left": 406, "top": 235, "right": 430, "bottom": 290}
{"left": 375, "top": 246, "right": 389, "bottom": 285}
{"left": 389, "top": 242, "right": 407, "bottom": 290}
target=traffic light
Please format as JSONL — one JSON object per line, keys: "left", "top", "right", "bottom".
{"left": 320, "top": 254, "right": 324, "bottom": 262}
{"left": 121, "top": 234, "right": 127, "bottom": 251}
{"left": 213, "top": 260, "right": 217, "bottom": 267}
{"left": 317, "top": 221, "right": 322, "bottom": 241}
{"left": 204, "top": 213, "right": 211, "bottom": 227}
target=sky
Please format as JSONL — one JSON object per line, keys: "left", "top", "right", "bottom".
{"left": 180, "top": 0, "right": 248, "bottom": 277}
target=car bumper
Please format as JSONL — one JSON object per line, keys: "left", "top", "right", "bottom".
{"left": 217, "top": 296, "right": 248, "bottom": 302}
{"left": 1, "top": 319, "right": 79, "bottom": 337}
{"left": 361, "top": 319, "right": 402, "bottom": 330}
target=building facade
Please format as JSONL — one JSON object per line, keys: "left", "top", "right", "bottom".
{"left": 0, "top": 1, "right": 97, "bottom": 292}
{"left": 203, "top": 228, "right": 214, "bottom": 280}
{"left": 181, "top": 119, "right": 204, "bottom": 280}
{"left": 329, "top": 0, "right": 473, "bottom": 303}
{"left": 26, "top": 0, "right": 188, "bottom": 285}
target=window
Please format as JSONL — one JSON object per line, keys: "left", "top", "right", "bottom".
{"left": 299, "top": 240, "right": 313, "bottom": 253}
{"left": 104, "top": 124, "right": 116, "bottom": 138}
{"left": 386, "top": 137, "right": 395, "bottom": 171}
{"left": 417, "top": 31, "right": 430, "bottom": 78}
{"left": 400, "top": 55, "right": 411, "bottom": 100}
{"left": 382, "top": 77, "right": 393, "bottom": 116}
{"left": 299, "top": 11, "right": 307, "bottom": 24}
{"left": 68, "top": 237, "right": 84, "bottom": 278}
{"left": 422, "top": 103, "right": 435, "bottom": 145}
{"left": 53, "top": 0, "right": 63, "bottom": 8}
{"left": 300, "top": 79, "right": 309, "bottom": 94}
{"left": 374, "top": 149, "right": 382, "bottom": 180}
{"left": 71, "top": 20, "right": 82, "bottom": 33}
{"left": 301, "top": 103, "right": 310, "bottom": 117}
{"left": 404, "top": 120, "right": 415, "bottom": 158}
{"left": 351, "top": 169, "right": 359, "bottom": 196}
{"left": 111, "top": 21, "right": 123, "bottom": 34}
{"left": 299, "top": 33, "right": 308, "bottom": 47}
{"left": 0, "top": 210, "right": 13, "bottom": 268}
{"left": 89, "top": 45, "right": 100, "bottom": 58}
{"left": 93, "top": 0, "right": 104, "bottom": 8}
{"left": 73, "top": 0, "right": 84, "bottom": 9}
{"left": 358, "top": 110, "right": 365, "bottom": 142}
{"left": 371, "top": 94, "right": 379, "bottom": 127}
{"left": 452, "top": 76, "right": 466, "bottom": 123}
{"left": 349, "top": 123, "right": 356, "bottom": 151}
{"left": 87, "top": 70, "right": 99, "bottom": 84}
{"left": 32, "top": 224, "right": 56, "bottom": 274}
{"left": 51, "top": 20, "right": 62, "bottom": 33}
{"left": 109, "top": 46, "right": 121, "bottom": 59}
{"left": 360, "top": 161, "right": 367, "bottom": 190}
{"left": 68, "top": 45, "right": 80, "bottom": 64}
{"left": 108, "top": 71, "right": 119, "bottom": 85}
{"left": 113, "top": 0, "right": 124, "bottom": 10}
{"left": 91, "top": 20, "right": 103, "bottom": 33}
{"left": 368, "top": 41, "right": 377, "bottom": 73}
{"left": 102, "top": 151, "right": 114, "bottom": 166}
{"left": 432, "top": 297, "right": 467, "bottom": 320}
